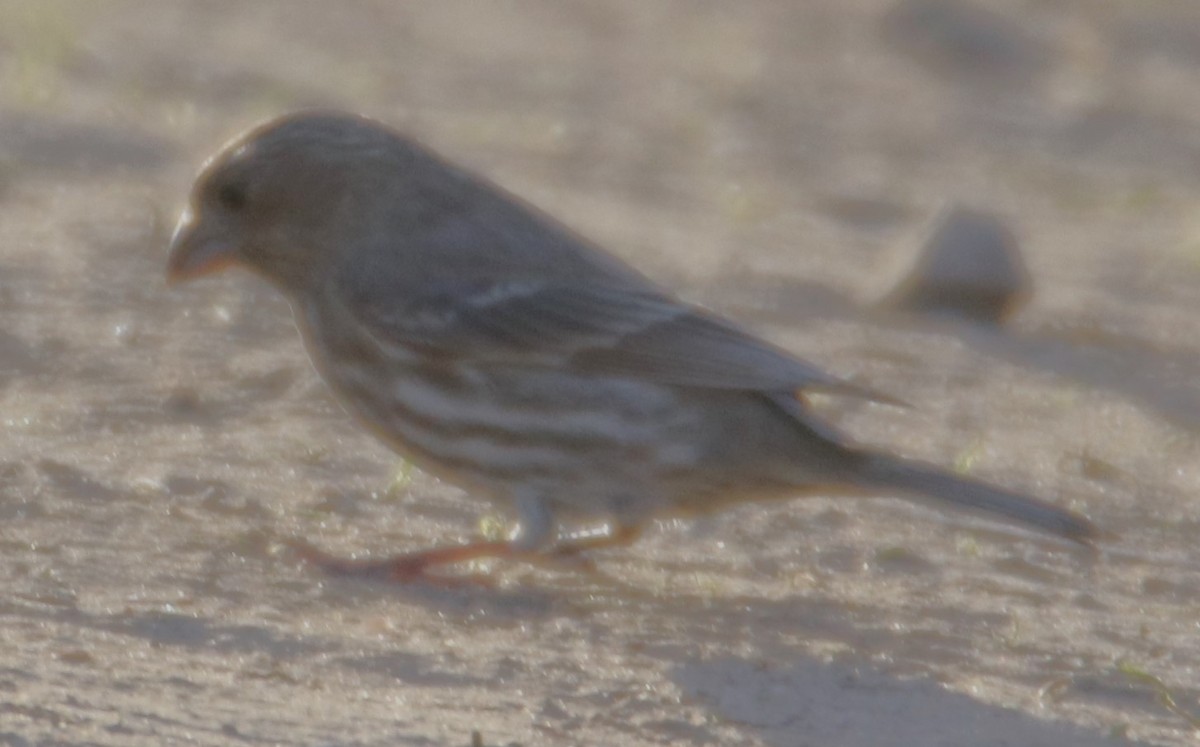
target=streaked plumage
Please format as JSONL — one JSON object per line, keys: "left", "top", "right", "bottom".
{"left": 167, "top": 112, "right": 1097, "bottom": 581}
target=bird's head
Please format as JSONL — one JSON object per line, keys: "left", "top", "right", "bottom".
{"left": 167, "top": 111, "right": 413, "bottom": 293}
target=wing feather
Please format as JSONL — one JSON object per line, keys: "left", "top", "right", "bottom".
{"left": 342, "top": 276, "right": 890, "bottom": 399}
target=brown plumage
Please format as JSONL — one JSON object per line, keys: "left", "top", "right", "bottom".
{"left": 167, "top": 111, "right": 1097, "bottom": 582}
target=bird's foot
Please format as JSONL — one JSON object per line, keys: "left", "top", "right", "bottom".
{"left": 283, "top": 524, "right": 641, "bottom": 586}
{"left": 283, "top": 538, "right": 509, "bottom": 588}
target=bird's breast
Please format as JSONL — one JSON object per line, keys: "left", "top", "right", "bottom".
{"left": 294, "top": 294, "right": 708, "bottom": 506}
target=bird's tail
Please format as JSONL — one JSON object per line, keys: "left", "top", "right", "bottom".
{"left": 855, "top": 451, "right": 1098, "bottom": 545}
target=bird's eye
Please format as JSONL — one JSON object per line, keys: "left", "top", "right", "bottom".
{"left": 216, "top": 182, "right": 247, "bottom": 211}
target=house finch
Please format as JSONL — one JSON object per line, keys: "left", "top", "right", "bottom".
{"left": 167, "top": 111, "right": 1096, "bottom": 582}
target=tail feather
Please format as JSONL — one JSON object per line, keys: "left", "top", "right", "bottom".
{"left": 858, "top": 453, "right": 1098, "bottom": 545}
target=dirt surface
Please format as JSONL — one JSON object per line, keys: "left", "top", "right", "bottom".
{"left": 3, "top": 2, "right": 1200, "bottom": 745}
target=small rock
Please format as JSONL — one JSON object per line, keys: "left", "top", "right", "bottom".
{"left": 880, "top": 0, "right": 1051, "bottom": 88}
{"left": 870, "top": 204, "right": 1032, "bottom": 324}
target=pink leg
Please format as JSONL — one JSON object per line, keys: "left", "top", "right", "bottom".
{"left": 286, "top": 539, "right": 515, "bottom": 586}
{"left": 285, "top": 524, "right": 643, "bottom": 586}
{"left": 549, "top": 524, "right": 643, "bottom": 558}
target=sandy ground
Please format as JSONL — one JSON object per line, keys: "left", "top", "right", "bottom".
{"left": 3, "top": 1, "right": 1200, "bottom": 745}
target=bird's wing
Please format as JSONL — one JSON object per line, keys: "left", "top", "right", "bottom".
{"left": 340, "top": 275, "right": 890, "bottom": 399}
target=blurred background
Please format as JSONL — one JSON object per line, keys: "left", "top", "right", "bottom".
{"left": 3, "top": 2, "right": 1200, "bottom": 745}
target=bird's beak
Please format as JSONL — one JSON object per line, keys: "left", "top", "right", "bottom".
{"left": 166, "top": 207, "right": 238, "bottom": 285}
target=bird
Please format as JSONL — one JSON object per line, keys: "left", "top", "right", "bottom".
{"left": 166, "top": 111, "right": 1097, "bottom": 583}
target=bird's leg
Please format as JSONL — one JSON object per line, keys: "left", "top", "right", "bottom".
{"left": 286, "top": 538, "right": 515, "bottom": 586}
{"left": 286, "top": 524, "right": 642, "bottom": 586}
{"left": 285, "top": 494, "right": 555, "bottom": 585}
{"left": 549, "top": 524, "right": 643, "bottom": 558}
{"left": 287, "top": 496, "right": 642, "bottom": 585}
